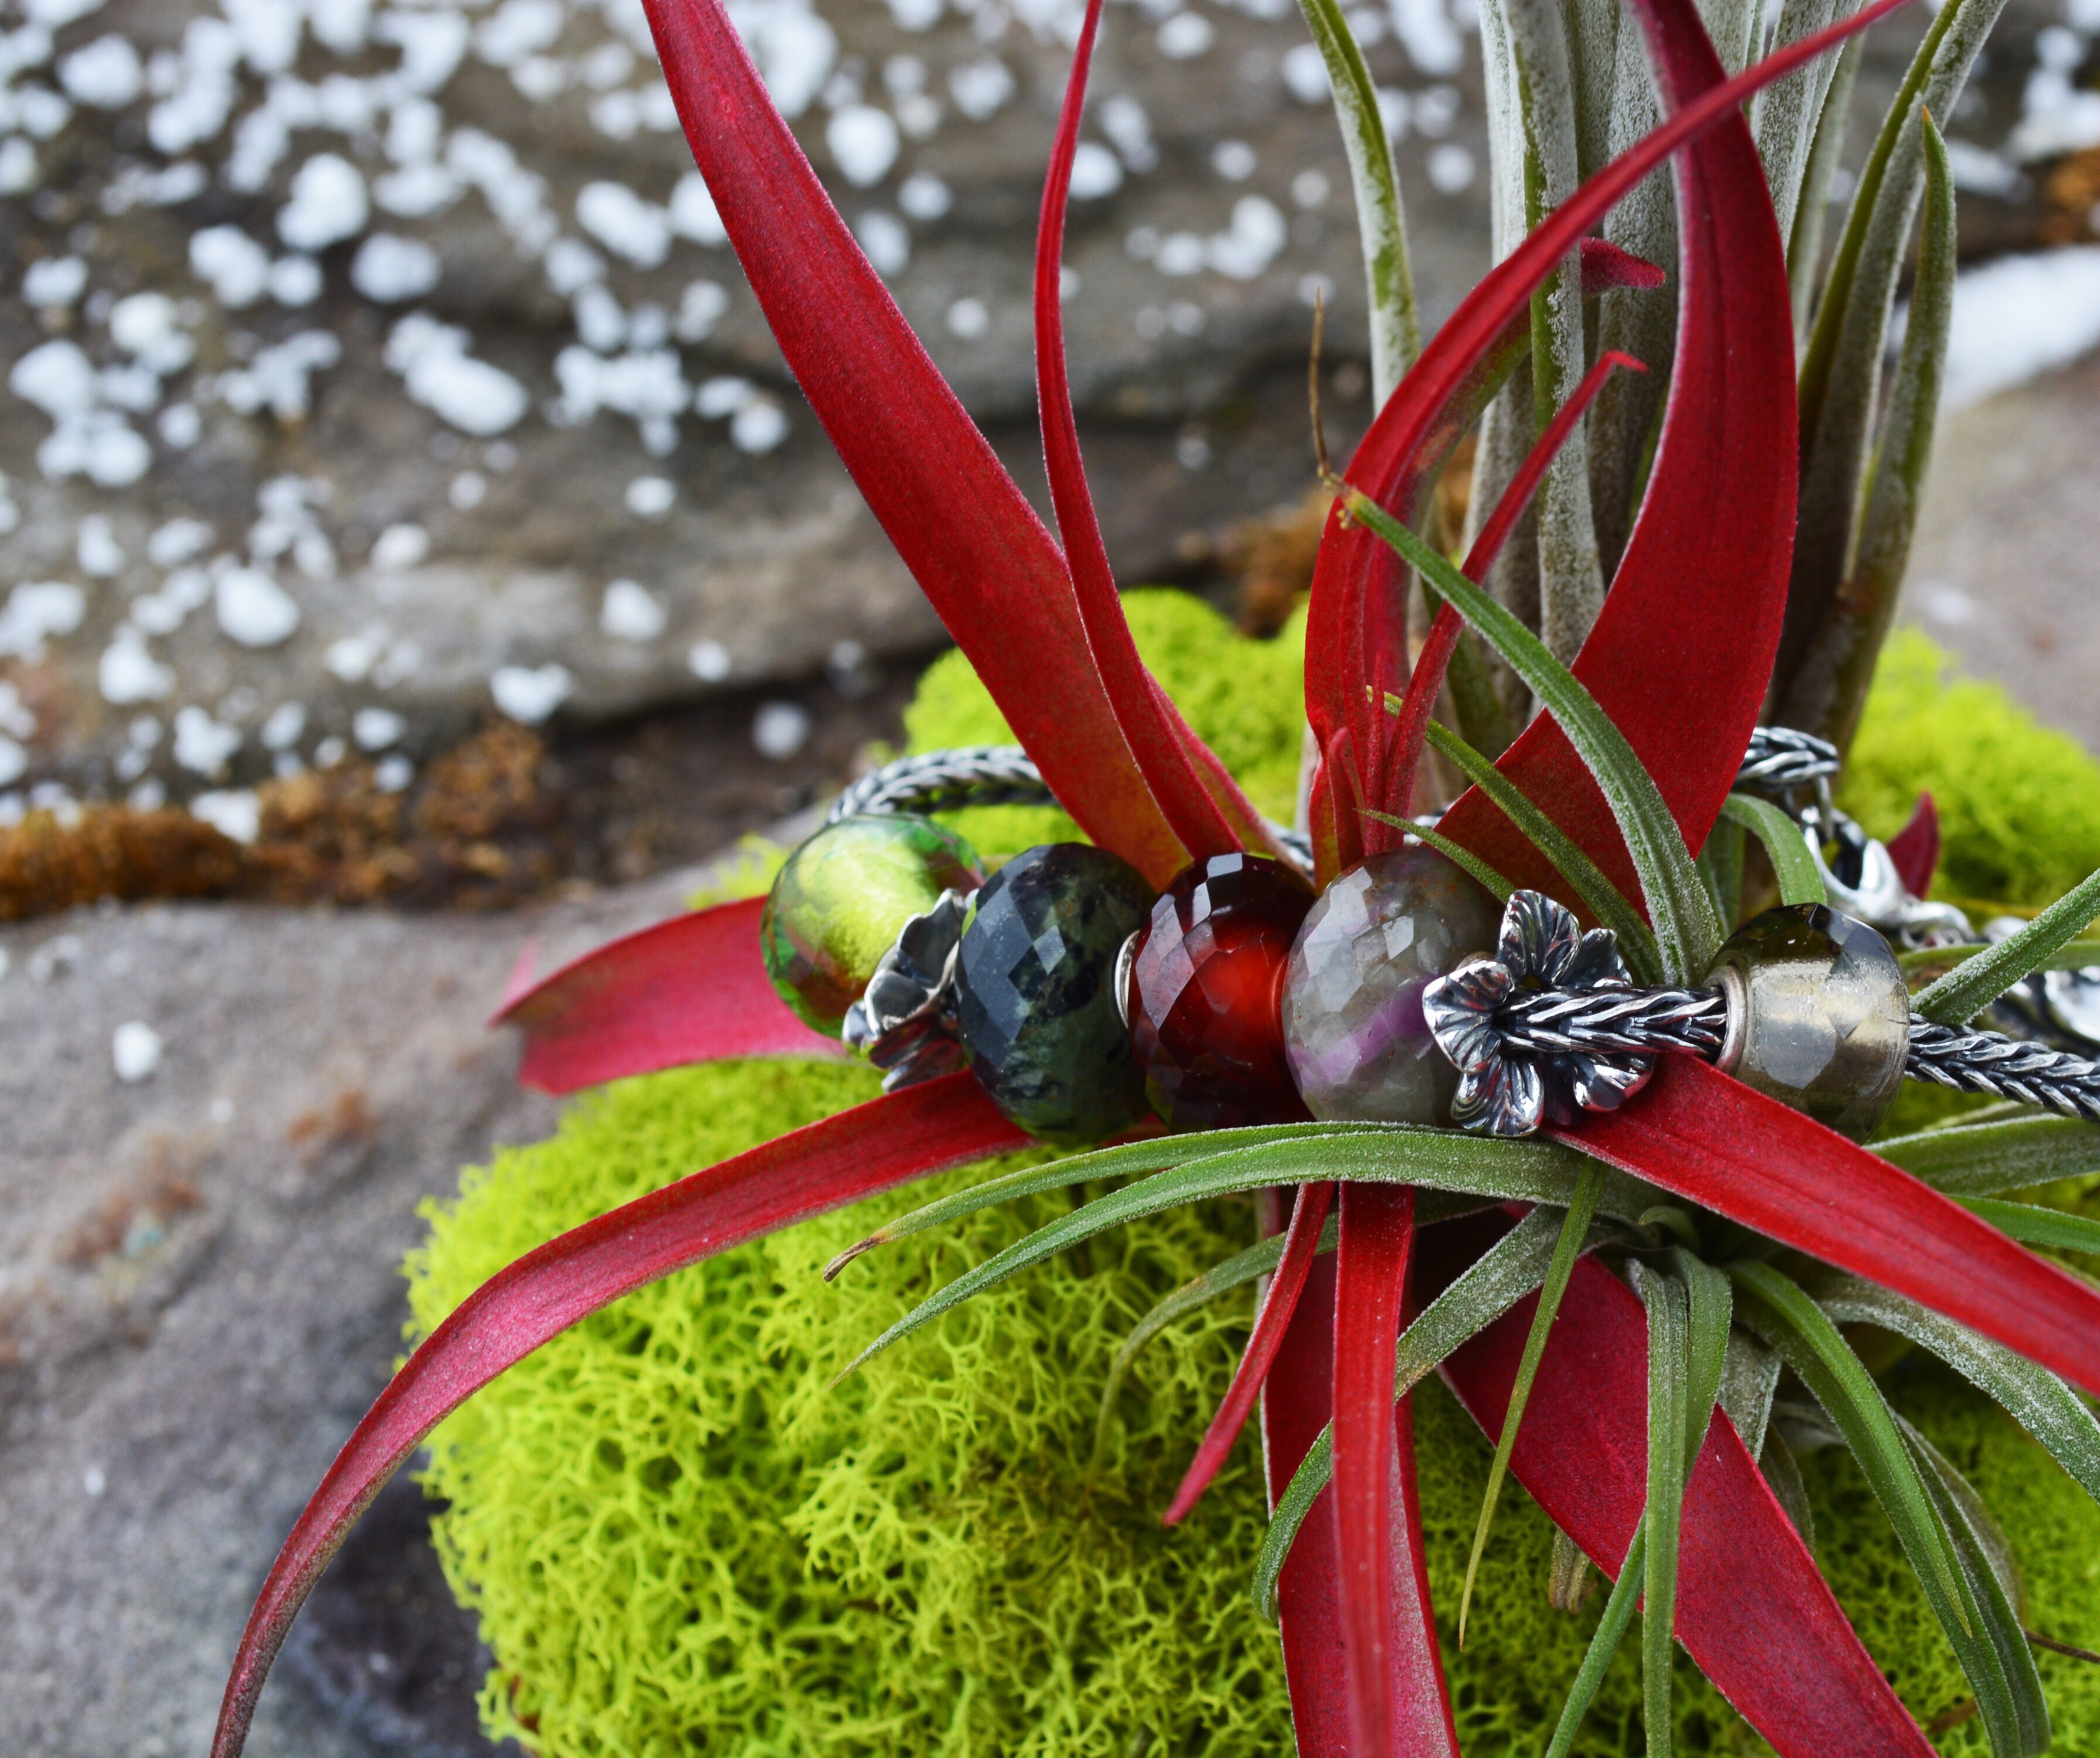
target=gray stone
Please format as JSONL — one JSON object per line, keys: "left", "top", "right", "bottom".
{"left": 0, "top": 863, "right": 714, "bottom": 1758}
{"left": 1900, "top": 346, "right": 2100, "bottom": 757}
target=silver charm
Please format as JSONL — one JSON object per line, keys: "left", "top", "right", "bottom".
{"left": 842, "top": 888, "right": 974, "bottom": 1091}
{"left": 1423, "top": 891, "right": 1654, "bottom": 1137}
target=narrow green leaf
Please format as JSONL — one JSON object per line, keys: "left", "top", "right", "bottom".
{"left": 1730, "top": 1262, "right": 2036, "bottom": 1750}
{"left": 1795, "top": 110, "right": 1958, "bottom": 754}
{"left": 1915, "top": 867, "right": 2100, "bottom": 1024}
{"left": 1545, "top": 1521, "right": 1646, "bottom": 1758}
{"left": 1360, "top": 806, "right": 1518, "bottom": 902}
{"left": 1751, "top": 0, "right": 1860, "bottom": 249}
{"left": 1698, "top": 812, "right": 1746, "bottom": 933}
{"left": 1785, "top": 33, "right": 1863, "bottom": 332}
{"left": 837, "top": 1130, "right": 1652, "bottom": 1382}
{"left": 1874, "top": 1115, "right": 2100, "bottom": 1195}
{"left": 1459, "top": 1162, "right": 1609, "bottom": 1641}
{"left": 1633, "top": 1260, "right": 1691, "bottom": 1758}
{"left": 1548, "top": 1522, "right": 1596, "bottom": 1612}
{"left": 1090, "top": 1218, "right": 1336, "bottom": 1468}
{"left": 1668, "top": 1249, "right": 1734, "bottom": 1477}
{"left": 1342, "top": 490, "right": 1724, "bottom": 983}
{"left": 1718, "top": 1327, "right": 1783, "bottom": 1459}
{"left": 1717, "top": 792, "right": 1827, "bottom": 907}
{"left": 1294, "top": 0, "right": 1417, "bottom": 400}
{"left": 1900, "top": 939, "right": 2100, "bottom": 984}
{"left": 1424, "top": 718, "right": 1663, "bottom": 983}
{"left": 1254, "top": 1205, "right": 1601, "bottom": 1615}
{"left": 1814, "top": 1270, "right": 2100, "bottom": 1509}
{"left": 1899, "top": 1416, "right": 2051, "bottom": 1752}
{"left": 1962, "top": 1197, "right": 2100, "bottom": 1259}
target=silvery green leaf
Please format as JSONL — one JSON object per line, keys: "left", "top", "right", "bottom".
{"left": 1752, "top": 0, "right": 1862, "bottom": 248}
{"left": 1875, "top": 1115, "right": 2100, "bottom": 1195}
{"left": 1915, "top": 865, "right": 2100, "bottom": 1025}
{"left": 1787, "top": 34, "right": 1863, "bottom": 332}
{"left": 1719, "top": 1328, "right": 1783, "bottom": 1460}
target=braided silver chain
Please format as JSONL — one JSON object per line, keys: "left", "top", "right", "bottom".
{"left": 1904, "top": 1018, "right": 2100, "bottom": 1123}
{"left": 1493, "top": 986, "right": 1730, "bottom": 1059}
{"left": 1733, "top": 726, "right": 1843, "bottom": 794}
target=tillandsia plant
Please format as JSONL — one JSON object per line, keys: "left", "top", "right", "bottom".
{"left": 204, "top": 0, "right": 2100, "bottom": 1748}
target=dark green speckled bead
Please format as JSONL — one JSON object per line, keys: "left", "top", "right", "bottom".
{"left": 761, "top": 813, "right": 983, "bottom": 1034}
{"left": 954, "top": 843, "right": 1155, "bottom": 1144}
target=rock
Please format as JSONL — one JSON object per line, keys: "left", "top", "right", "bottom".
{"left": 1900, "top": 344, "right": 2100, "bottom": 756}
{"left": 0, "top": 863, "right": 720, "bottom": 1757}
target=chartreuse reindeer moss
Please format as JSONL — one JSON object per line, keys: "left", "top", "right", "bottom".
{"left": 408, "top": 597, "right": 2100, "bottom": 1754}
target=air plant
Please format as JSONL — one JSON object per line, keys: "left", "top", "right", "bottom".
{"left": 207, "top": 0, "right": 2100, "bottom": 1747}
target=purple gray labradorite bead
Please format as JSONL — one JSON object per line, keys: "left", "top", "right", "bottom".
{"left": 1281, "top": 849, "right": 1502, "bottom": 1122}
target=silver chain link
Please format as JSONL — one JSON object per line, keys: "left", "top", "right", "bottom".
{"left": 1493, "top": 986, "right": 1730, "bottom": 1059}
{"left": 1903, "top": 1018, "right": 2100, "bottom": 1123}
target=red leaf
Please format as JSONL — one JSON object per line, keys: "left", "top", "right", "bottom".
{"left": 1560, "top": 1057, "right": 2100, "bottom": 1399}
{"left": 1162, "top": 1180, "right": 1335, "bottom": 1525}
{"left": 1379, "top": 350, "right": 1647, "bottom": 828}
{"left": 1262, "top": 1252, "right": 1453, "bottom": 1756}
{"left": 1435, "top": 1239, "right": 1934, "bottom": 1756}
{"left": 1886, "top": 792, "right": 1940, "bottom": 899}
{"left": 1033, "top": 0, "right": 1266, "bottom": 861}
{"left": 1434, "top": 0, "right": 1816, "bottom": 899}
{"left": 1331, "top": 1184, "right": 1458, "bottom": 1757}
{"left": 210, "top": 1073, "right": 1025, "bottom": 1758}
{"left": 492, "top": 898, "right": 843, "bottom": 1095}
{"left": 639, "top": 0, "right": 1187, "bottom": 884}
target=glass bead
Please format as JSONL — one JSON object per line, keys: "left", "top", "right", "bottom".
{"left": 1281, "top": 849, "right": 1501, "bottom": 1123}
{"left": 1706, "top": 903, "right": 1909, "bottom": 1140}
{"left": 1129, "top": 852, "right": 1315, "bottom": 1131}
{"left": 760, "top": 813, "right": 983, "bottom": 1034}
{"left": 954, "top": 843, "right": 1155, "bottom": 1144}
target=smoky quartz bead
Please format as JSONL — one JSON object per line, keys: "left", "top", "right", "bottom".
{"left": 760, "top": 813, "right": 983, "bottom": 1034}
{"left": 1280, "top": 849, "right": 1502, "bottom": 1123}
{"left": 1128, "top": 852, "right": 1315, "bottom": 1132}
{"left": 1705, "top": 904, "right": 1910, "bottom": 1139}
{"left": 954, "top": 843, "right": 1156, "bottom": 1143}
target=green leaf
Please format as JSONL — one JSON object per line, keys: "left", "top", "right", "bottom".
{"left": 1813, "top": 1270, "right": 2100, "bottom": 1509}
{"left": 1730, "top": 1261, "right": 2037, "bottom": 1753}
{"left": 1898, "top": 1416, "right": 2051, "bottom": 1752}
{"left": 1785, "top": 34, "right": 1863, "bottom": 332}
{"left": 1962, "top": 1197, "right": 2100, "bottom": 1259}
{"left": 836, "top": 1129, "right": 1655, "bottom": 1382}
{"left": 1091, "top": 1217, "right": 1336, "bottom": 1467}
{"left": 1760, "top": 1428, "right": 1818, "bottom": 1555}
{"left": 1459, "top": 1162, "right": 1609, "bottom": 1641}
{"left": 1341, "top": 489, "right": 1724, "bottom": 983}
{"left": 1900, "top": 939, "right": 2100, "bottom": 984}
{"left": 1717, "top": 792, "right": 1827, "bottom": 907}
{"left": 1798, "top": 110, "right": 1958, "bottom": 754}
{"left": 1915, "top": 866, "right": 2100, "bottom": 1024}
{"left": 1360, "top": 807, "right": 1518, "bottom": 902}
{"left": 1874, "top": 1115, "right": 2100, "bottom": 1194}
{"left": 1293, "top": 0, "right": 1417, "bottom": 400}
{"left": 1669, "top": 1249, "right": 1734, "bottom": 1476}
{"left": 1545, "top": 1520, "right": 1646, "bottom": 1758}
{"left": 1632, "top": 1260, "right": 1691, "bottom": 1758}
{"left": 1253, "top": 1204, "right": 1605, "bottom": 1616}
{"left": 1751, "top": 0, "right": 1864, "bottom": 252}
{"left": 1717, "top": 1327, "right": 1782, "bottom": 1459}
{"left": 1698, "top": 812, "right": 1746, "bottom": 932}
{"left": 1424, "top": 718, "right": 1663, "bottom": 983}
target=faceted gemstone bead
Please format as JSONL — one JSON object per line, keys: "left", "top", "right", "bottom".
{"left": 1281, "top": 849, "right": 1501, "bottom": 1122}
{"left": 1705, "top": 903, "right": 1909, "bottom": 1139}
{"left": 1129, "top": 852, "right": 1315, "bottom": 1131}
{"left": 760, "top": 813, "right": 983, "bottom": 1034}
{"left": 954, "top": 843, "right": 1155, "bottom": 1143}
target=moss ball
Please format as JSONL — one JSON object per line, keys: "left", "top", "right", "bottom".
{"left": 408, "top": 600, "right": 2100, "bottom": 1753}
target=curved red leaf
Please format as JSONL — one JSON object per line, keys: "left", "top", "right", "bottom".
{"left": 493, "top": 898, "right": 842, "bottom": 1095}
{"left": 1560, "top": 1056, "right": 2100, "bottom": 1398}
{"left": 1163, "top": 1180, "right": 1334, "bottom": 1525}
{"left": 1332, "top": 1184, "right": 1458, "bottom": 1757}
{"left": 1434, "top": 0, "right": 1805, "bottom": 898}
{"left": 1262, "top": 1251, "right": 1451, "bottom": 1756}
{"left": 211, "top": 1073, "right": 1025, "bottom": 1758}
{"left": 1033, "top": 0, "right": 1262, "bottom": 861}
{"left": 1435, "top": 1239, "right": 1934, "bottom": 1756}
{"left": 1886, "top": 792, "right": 1941, "bottom": 899}
{"left": 1382, "top": 350, "right": 1647, "bottom": 825}
{"left": 639, "top": 0, "right": 1185, "bottom": 885}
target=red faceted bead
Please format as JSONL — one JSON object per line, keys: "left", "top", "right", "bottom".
{"left": 1128, "top": 852, "right": 1315, "bottom": 1131}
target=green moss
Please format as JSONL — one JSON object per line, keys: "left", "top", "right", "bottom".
{"left": 1843, "top": 631, "right": 2100, "bottom": 911}
{"left": 410, "top": 603, "right": 2100, "bottom": 1754}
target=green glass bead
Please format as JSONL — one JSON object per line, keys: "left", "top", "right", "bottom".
{"left": 761, "top": 813, "right": 983, "bottom": 1034}
{"left": 1705, "top": 903, "right": 1910, "bottom": 1140}
{"left": 954, "top": 843, "right": 1156, "bottom": 1144}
